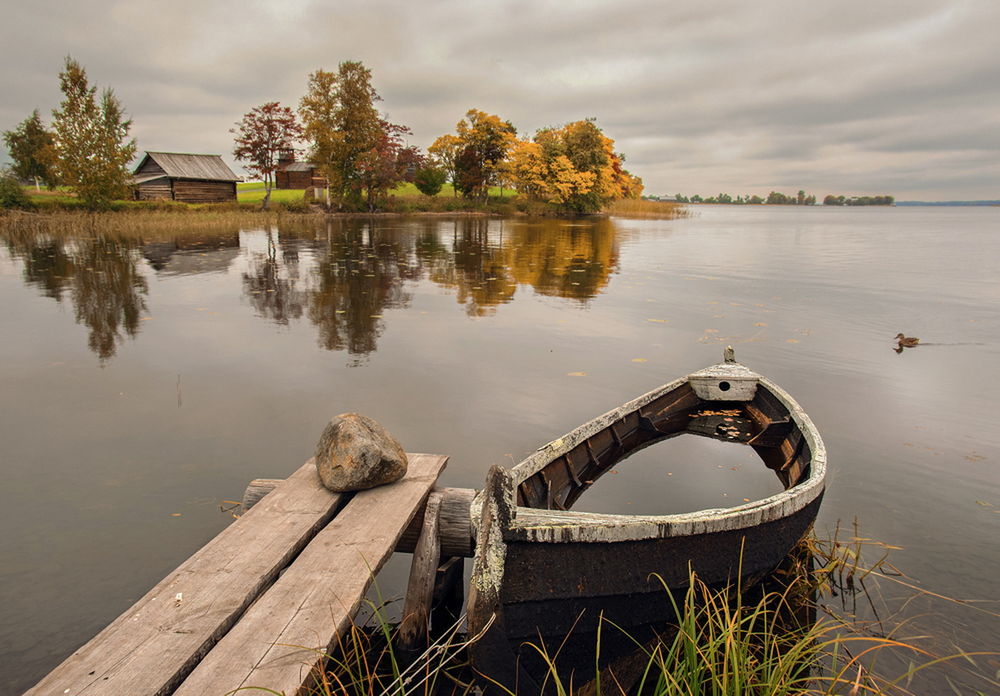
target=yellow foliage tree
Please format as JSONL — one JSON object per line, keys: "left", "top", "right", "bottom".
{"left": 508, "top": 119, "right": 642, "bottom": 213}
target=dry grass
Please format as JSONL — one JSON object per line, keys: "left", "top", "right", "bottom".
{"left": 0, "top": 207, "right": 315, "bottom": 238}
{"left": 604, "top": 198, "right": 691, "bottom": 219}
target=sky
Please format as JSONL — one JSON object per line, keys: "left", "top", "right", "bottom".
{"left": 2, "top": 0, "right": 998, "bottom": 201}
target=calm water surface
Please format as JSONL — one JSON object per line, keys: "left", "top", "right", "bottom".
{"left": 1, "top": 207, "right": 998, "bottom": 692}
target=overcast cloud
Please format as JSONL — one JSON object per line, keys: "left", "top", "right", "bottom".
{"left": 2, "top": 0, "right": 998, "bottom": 200}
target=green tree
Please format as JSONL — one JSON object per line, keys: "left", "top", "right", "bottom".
{"left": 3, "top": 110, "right": 56, "bottom": 190}
{"left": 0, "top": 170, "right": 34, "bottom": 209}
{"left": 413, "top": 166, "right": 447, "bottom": 196}
{"left": 50, "top": 57, "right": 136, "bottom": 208}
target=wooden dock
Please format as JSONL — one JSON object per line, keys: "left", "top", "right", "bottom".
{"left": 26, "top": 452, "right": 459, "bottom": 696}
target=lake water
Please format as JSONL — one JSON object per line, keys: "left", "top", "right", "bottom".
{"left": 1, "top": 207, "right": 998, "bottom": 693}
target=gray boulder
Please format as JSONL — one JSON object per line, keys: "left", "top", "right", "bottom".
{"left": 315, "top": 413, "right": 408, "bottom": 492}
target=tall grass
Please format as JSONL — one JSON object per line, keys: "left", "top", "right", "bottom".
{"left": 271, "top": 528, "right": 997, "bottom": 695}
{"left": 523, "top": 529, "right": 999, "bottom": 696}
{"left": 603, "top": 198, "right": 691, "bottom": 219}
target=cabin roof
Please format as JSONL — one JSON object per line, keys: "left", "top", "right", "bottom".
{"left": 134, "top": 151, "right": 241, "bottom": 182}
{"left": 281, "top": 162, "right": 314, "bottom": 172}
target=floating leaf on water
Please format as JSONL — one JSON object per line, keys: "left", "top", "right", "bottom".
{"left": 755, "top": 322, "right": 767, "bottom": 327}
{"left": 786, "top": 338, "right": 800, "bottom": 343}
{"left": 631, "top": 358, "right": 647, "bottom": 363}
{"left": 705, "top": 329, "right": 718, "bottom": 333}
{"left": 975, "top": 500, "right": 991, "bottom": 507}
{"left": 370, "top": 314, "right": 383, "bottom": 318}
{"left": 170, "top": 513, "right": 182, "bottom": 517}
{"left": 743, "top": 498, "right": 750, "bottom": 502}
{"left": 567, "top": 371, "right": 587, "bottom": 377}
{"left": 141, "top": 317, "right": 153, "bottom": 321}
{"left": 646, "top": 318, "right": 668, "bottom": 323}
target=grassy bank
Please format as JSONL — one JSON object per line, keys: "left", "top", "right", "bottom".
{"left": 8, "top": 183, "right": 686, "bottom": 219}
{"left": 293, "top": 529, "right": 998, "bottom": 695}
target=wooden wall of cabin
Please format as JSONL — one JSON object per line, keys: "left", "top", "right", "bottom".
{"left": 172, "top": 180, "right": 237, "bottom": 203}
{"left": 135, "top": 180, "right": 173, "bottom": 200}
{"left": 136, "top": 157, "right": 166, "bottom": 176}
{"left": 276, "top": 170, "right": 314, "bottom": 189}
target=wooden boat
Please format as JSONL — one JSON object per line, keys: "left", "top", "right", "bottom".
{"left": 467, "top": 348, "right": 826, "bottom": 690}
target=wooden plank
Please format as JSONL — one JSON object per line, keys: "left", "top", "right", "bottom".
{"left": 397, "top": 490, "right": 443, "bottom": 652}
{"left": 173, "top": 453, "right": 448, "bottom": 696}
{"left": 242, "top": 477, "right": 285, "bottom": 512}
{"left": 25, "top": 459, "right": 343, "bottom": 696}
{"left": 395, "top": 487, "right": 474, "bottom": 557}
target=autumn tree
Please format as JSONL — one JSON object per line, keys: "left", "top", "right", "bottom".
{"left": 448, "top": 109, "right": 517, "bottom": 202}
{"left": 299, "top": 61, "right": 386, "bottom": 210}
{"left": 50, "top": 57, "right": 136, "bottom": 208}
{"left": 356, "top": 120, "right": 422, "bottom": 211}
{"left": 3, "top": 109, "right": 56, "bottom": 190}
{"left": 507, "top": 119, "right": 642, "bottom": 213}
{"left": 428, "top": 133, "right": 461, "bottom": 196}
{"left": 231, "top": 101, "right": 302, "bottom": 210}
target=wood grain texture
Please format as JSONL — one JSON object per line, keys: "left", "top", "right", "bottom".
{"left": 173, "top": 453, "right": 448, "bottom": 696}
{"left": 242, "top": 477, "right": 285, "bottom": 512}
{"left": 397, "top": 490, "right": 443, "bottom": 651}
{"left": 25, "top": 459, "right": 341, "bottom": 696}
{"left": 245, "top": 481, "right": 475, "bottom": 557}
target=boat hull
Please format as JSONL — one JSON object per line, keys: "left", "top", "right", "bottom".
{"left": 467, "top": 354, "right": 827, "bottom": 692}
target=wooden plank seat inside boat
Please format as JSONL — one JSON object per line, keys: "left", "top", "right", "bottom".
{"left": 26, "top": 453, "right": 448, "bottom": 696}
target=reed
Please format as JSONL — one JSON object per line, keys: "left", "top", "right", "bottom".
{"left": 524, "top": 529, "right": 999, "bottom": 696}
{"left": 256, "top": 527, "right": 996, "bottom": 695}
{"left": 0, "top": 207, "right": 314, "bottom": 238}
{"left": 603, "top": 198, "right": 691, "bottom": 219}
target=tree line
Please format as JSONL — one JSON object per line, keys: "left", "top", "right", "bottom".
{"left": 2, "top": 56, "right": 643, "bottom": 212}
{"left": 238, "top": 61, "right": 643, "bottom": 212}
{"left": 668, "top": 190, "right": 894, "bottom": 206}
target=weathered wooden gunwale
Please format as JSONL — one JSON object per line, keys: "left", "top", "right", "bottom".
{"left": 467, "top": 353, "right": 827, "bottom": 692}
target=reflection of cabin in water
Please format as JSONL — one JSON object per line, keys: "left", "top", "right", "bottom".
{"left": 132, "top": 152, "right": 241, "bottom": 203}
{"left": 275, "top": 149, "right": 325, "bottom": 189}
{"left": 142, "top": 234, "right": 241, "bottom": 275}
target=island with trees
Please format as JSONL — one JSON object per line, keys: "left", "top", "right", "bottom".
{"left": 664, "top": 191, "right": 894, "bottom": 206}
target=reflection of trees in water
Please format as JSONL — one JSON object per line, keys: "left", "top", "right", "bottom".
{"left": 427, "top": 219, "right": 517, "bottom": 317}
{"left": 502, "top": 217, "right": 618, "bottom": 302}
{"left": 308, "top": 221, "right": 413, "bottom": 359}
{"left": 242, "top": 230, "right": 305, "bottom": 326}
{"left": 3, "top": 217, "right": 621, "bottom": 362}
{"left": 3, "top": 231, "right": 148, "bottom": 362}
{"left": 71, "top": 238, "right": 148, "bottom": 361}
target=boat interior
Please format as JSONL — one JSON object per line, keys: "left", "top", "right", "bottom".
{"left": 514, "top": 380, "right": 811, "bottom": 513}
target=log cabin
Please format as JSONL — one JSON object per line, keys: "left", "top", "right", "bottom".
{"left": 275, "top": 149, "right": 325, "bottom": 189}
{"left": 132, "top": 152, "right": 241, "bottom": 203}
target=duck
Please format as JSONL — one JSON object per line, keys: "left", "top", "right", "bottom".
{"left": 895, "top": 333, "right": 920, "bottom": 347}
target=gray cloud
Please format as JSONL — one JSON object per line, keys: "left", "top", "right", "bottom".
{"left": 2, "top": 0, "right": 997, "bottom": 200}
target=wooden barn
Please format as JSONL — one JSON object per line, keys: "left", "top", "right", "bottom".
{"left": 132, "top": 152, "right": 241, "bottom": 203}
{"left": 275, "top": 149, "right": 324, "bottom": 189}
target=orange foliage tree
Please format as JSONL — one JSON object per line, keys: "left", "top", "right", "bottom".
{"left": 507, "top": 119, "right": 642, "bottom": 213}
